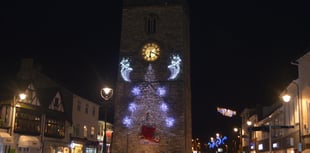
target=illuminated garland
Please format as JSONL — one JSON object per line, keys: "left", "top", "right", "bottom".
{"left": 207, "top": 135, "right": 227, "bottom": 149}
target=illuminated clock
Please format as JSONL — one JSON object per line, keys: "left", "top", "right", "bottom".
{"left": 142, "top": 43, "right": 160, "bottom": 62}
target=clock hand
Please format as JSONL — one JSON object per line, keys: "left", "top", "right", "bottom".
{"left": 149, "top": 51, "right": 152, "bottom": 58}
{"left": 150, "top": 50, "right": 159, "bottom": 56}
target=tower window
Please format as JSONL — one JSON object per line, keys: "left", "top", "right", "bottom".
{"left": 145, "top": 14, "right": 158, "bottom": 34}
{"left": 77, "top": 101, "right": 81, "bottom": 111}
{"left": 85, "top": 104, "right": 89, "bottom": 114}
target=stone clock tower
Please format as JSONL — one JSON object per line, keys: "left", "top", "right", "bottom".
{"left": 112, "top": 0, "right": 192, "bottom": 153}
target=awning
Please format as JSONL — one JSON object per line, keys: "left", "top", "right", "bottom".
{"left": 303, "top": 149, "right": 310, "bottom": 153}
{"left": 18, "top": 135, "right": 41, "bottom": 148}
{"left": 0, "top": 132, "right": 14, "bottom": 145}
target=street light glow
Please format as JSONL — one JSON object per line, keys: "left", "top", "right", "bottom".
{"left": 247, "top": 121, "right": 252, "bottom": 126}
{"left": 19, "top": 93, "right": 27, "bottom": 100}
{"left": 282, "top": 94, "right": 291, "bottom": 103}
{"left": 101, "top": 87, "right": 113, "bottom": 101}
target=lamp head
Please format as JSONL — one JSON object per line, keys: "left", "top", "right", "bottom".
{"left": 282, "top": 94, "right": 291, "bottom": 103}
{"left": 233, "top": 127, "right": 239, "bottom": 133}
{"left": 101, "top": 87, "right": 113, "bottom": 101}
{"left": 19, "top": 93, "right": 27, "bottom": 100}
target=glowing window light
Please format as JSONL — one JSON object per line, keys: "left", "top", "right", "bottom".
{"left": 131, "top": 86, "right": 141, "bottom": 96}
{"left": 272, "top": 143, "right": 278, "bottom": 148}
{"left": 129, "top": 103, "right": 137, "bottom": 112}
{"left": 250, "top": 142, "right": 255, "bottom": 150}
{"left": 258, "top": 144, "right": 263, "bottom": 150}
{"left": 165, "top": 117, "right": 175, "bottom": 127}
{"left": 157, "top": 87, "right": 166, "bottom": 97}
{"left": 168, "top": 54, "right": 181, "bottom": 80}
{"left": 123, "top": 116, "right": 132, "bottom": 127}
{"left": 160, "top": 103, "right": 168, "bottom": 112}
{"left": 120, "top": 57, "right": 133, "bottom": 82}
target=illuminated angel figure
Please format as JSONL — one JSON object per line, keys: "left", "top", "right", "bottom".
{"left": 120, "top": 57, "right": 133, "bottom": 82}
{"left": 168, "top": 54, "right": 181, "bottom": 80}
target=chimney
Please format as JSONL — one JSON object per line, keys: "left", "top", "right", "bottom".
{"left": 17, "top": 58, "right": 36, "bottom": 80}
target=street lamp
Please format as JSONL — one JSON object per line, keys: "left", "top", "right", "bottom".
{"left": 282, "top": 81, "right": 302, "bottom": 153}
{"left": 246, "top": 121, "right": 253, "bottom": 153}
{"left": 233, "top": 127, "right": 242, "bottom": 153}
{"left": 11, "top": 93, "right": 27, "bottom": 135}
{"left": 246, "top": 121, "right": 252, "bottom": 127}
{"left": 100, "top": 87, "right": 113, "bottom": 153}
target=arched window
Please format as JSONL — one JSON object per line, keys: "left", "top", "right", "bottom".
{"left": 145, "top": 14, "right": 158, "bottom": 34}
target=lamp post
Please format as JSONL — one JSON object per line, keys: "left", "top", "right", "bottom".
{"left": 282, "top": 81, "right": 302, "bottom": 153}
{"left": 11, "top": 93, "right": 27, "bottom": 135}
{"left": 246, "top": 121, "right": 253, "bottom": 153}
{"left": 100, "top": 87, "right": 113, "bottom": 153}
{"left": 233, "top": 127, "right": 242, "bottom": 153}
{"left": 268, "top": 123, "right": 272, "bottom": 153}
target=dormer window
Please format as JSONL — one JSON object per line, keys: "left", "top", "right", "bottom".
{"left": 85, "top": 104, "right": 89, "bottom": 114}
{"left": 54, "top": 98, "right": 59, "bottom": 108}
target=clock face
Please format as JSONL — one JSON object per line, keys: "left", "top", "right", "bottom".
{"left": 142, "top": 43, "right": 160, "bottom": 62}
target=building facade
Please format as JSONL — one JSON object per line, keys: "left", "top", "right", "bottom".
{"left": 112, "top": 0, "right": 192, "bottom": 153}
{"left": 240, "top": 51, "right": 310, "bottom": 153}
{"left": 0, "top": 58, "right": 104, "bottom": 153}
{"left": 70, "top": 94, "right": 100, "bottom": 153}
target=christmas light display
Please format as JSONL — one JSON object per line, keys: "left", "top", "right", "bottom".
{"left": 121, "top": 64, "right": 176, "bottom": 144}
{"left": 207, "top": 134, "right": 228, "bottom": 149}
{"left": 120, "top": 57, "right": 133, "bottom": 82}
{"left": 168, "top": 54, "right": 181, "bottom": 80}
{"left": 217, "top": 107, "right": 237, "bottom": 117}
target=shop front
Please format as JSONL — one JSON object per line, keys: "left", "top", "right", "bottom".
{"left": 0, "top": 132, "right": 14, "bottom": 153}
{"left": 17, "top": 135, "right": 41, "bottom": 153}
{"left": 70, "top": 137, "right": 99, "bottom": 153}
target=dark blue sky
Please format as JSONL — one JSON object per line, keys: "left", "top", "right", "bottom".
{"left": 1, "top": 0, "right": 310, "bottom": 142}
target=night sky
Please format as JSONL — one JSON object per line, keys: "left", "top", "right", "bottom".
{"left": 1, "top": 0, "right": 310, "bottom": 143}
